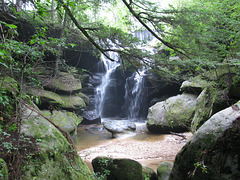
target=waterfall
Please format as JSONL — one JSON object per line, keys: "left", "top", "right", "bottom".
{"left": 123, "top": 69, "right": 147, "bottom": 120}
{"left": 96, "top": 52, "right": 120, "bottom": 118}
{"left": 94, "top": 31, "right": 154, "bottom": 120}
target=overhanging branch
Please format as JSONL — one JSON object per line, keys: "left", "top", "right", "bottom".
{"left": 57, "top": 0, "right": 116, "bottom": 61}
{"left": 122, "top": 0, "right": 190, "bottom": 58}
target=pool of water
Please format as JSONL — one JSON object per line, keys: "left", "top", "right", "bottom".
{"left": 72, "top": 119, "right": 166, "bottom": 151}
{"left": 72, "top": 118, "right": 192, "bottom": 173}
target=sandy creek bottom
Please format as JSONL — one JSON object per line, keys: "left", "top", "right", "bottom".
{"left": 72, "top": 120, "right": 192, "bottom": 172}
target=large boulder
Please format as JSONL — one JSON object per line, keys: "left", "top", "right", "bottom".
{"left": 92, "top": 157, "right": 143, "bottom": 180}
{"left": 169, "top": 101, "right": 240, "bottom": 180}
{"left": 20, "top": 104, "right": 94, "bottom": 180}
{"left": 27, "top": 88, "right": 86, "bottom": 110}
{"left": 157, "top": 161, "right": 173, "bottom": 180}
{"left": 191, "top": 85, "right": 236, "bottom": 132}
{"left": 102, "top": 120, "right": 136, "bottom": 138}
{"left": 142, "top": 166, "right": 158, "bottom": 180}
{"left": 147, "top": 93, "right": 197, "bottom": 133}
{"left": 44, "top": 72, "right": 82, "bottom": 94}
{"left": 180, "top": 77, "right": 212, "bottom": 94}
{"left": 41, "top": 110, "right": 82, "bottom": 135}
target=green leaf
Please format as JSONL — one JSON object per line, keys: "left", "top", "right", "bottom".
{"left": 7, "top": 24, "right": 18, "bottom": 29}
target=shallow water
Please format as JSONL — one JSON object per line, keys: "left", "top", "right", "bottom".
{"left": 72, "top": 120, "right": 176, "bottom": 171}
{"left": 72, "top": 121, "right": 166, "bottom": 151}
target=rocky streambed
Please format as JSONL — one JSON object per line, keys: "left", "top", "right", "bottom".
{"left": 73, "top": 122, "right": 192, "bottom": 171}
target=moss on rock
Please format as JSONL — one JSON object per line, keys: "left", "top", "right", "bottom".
{"left": 157, "top": 161, "right": 173, "bottom": 180}
{"left": 92, "top": 157, "right": 143, "bottom": 180}
{"left": 147, "top": 93, "right": 197, "bottom": 133}
{"left": 142, "top": 166, "right": 158, "bottom": 180}
{"left": 42, "top": 110, "right": 82, "bottom": 135}
{"left": 20, "top": 104, "right": 94, "bottom": 180}
{"left": 169, "top": 101, "right": 240, "bottom": 180}
{"left": 0, "top": 76, "right": 19, "bottom": 94}
{"left": 27, "top": 88, "right": 86, "bottom": 110}
{"left": 45, "top": 72, "right": 82, "bottom": 94}
{"left": 0, "top": 158, "right": 8, "bottom": 180}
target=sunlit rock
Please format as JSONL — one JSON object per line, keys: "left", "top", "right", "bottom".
{"left": 147, "top": 93, "right": 197, "bottom": 133}
{"left": 102, "top": 120, "right": 136, "bottom": 138}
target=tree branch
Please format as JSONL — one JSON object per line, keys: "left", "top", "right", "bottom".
{"left": 57, "top": 0, "right": 116, "bottom": 61}
{"left": 122, "top": 0, "right": 190, "bottom": 58}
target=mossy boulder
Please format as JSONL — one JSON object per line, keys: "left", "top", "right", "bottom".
{"left": 180, "top": 77, "right": 212, "bottom": 94}
{"left": 157, "top": 161, "right": 173, "bottom": 180}
{"left": 191, "top": 85, "right": 236, "bottom": 132}
{"left": 0, "top": 77, "right": 19, "bottom": 94}
{"left": 27, "top": 88, "right": 86, "bottom": 110}
{"left": 20, "top": 104, "right": 94, "bottom": 180}
{"left": 142, "top": 166, "right": 158, "bottom": 180}
{"left": 191, "top": 88, "right": 213, "bottom": 132}
{"left": 147, "top": 93, "right": 197, "bottom": 133}
{"left": 92, "top": 157, "right": 143, "bottom": 180}
{"left": 45, "top": 72, "right": 82, "bottom": 94}
{"left": 0, "top": 158, "right": 8, "bottom": 180}
{"left": 41, "top": 110, "right": 82, "bottom": 136}
{"left": 169, "top": 101, "right": 240, "bottom": 180}
{"left": 77, "top": 92, "right": 90, "bottom": 105}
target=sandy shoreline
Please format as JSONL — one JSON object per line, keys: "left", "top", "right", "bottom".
{"left": 78, "top": 132, "right": 192, "bottom": 171}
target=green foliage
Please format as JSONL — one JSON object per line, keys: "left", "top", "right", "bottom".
{"left": 194, "top": 161, "right": 208, "bottom": 174}
{"left": 6, "top": 123, "right": 18, "bottom": 133}
{"left": 166, "top": 0, "right": 240, "bottom": 61}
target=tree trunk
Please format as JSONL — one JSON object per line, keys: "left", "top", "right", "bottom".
{"left": 51, "top": 0, "right": 55, "bottom": 21}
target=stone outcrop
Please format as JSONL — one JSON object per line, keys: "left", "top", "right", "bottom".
{"left": 147, "top": 93, "right": 197, "bottom": 133}
{"left": 92, "top": 156, "right": 143, "bottom": 180}
{"left": 27, "top": 88, "right": 86, "bottom": 111}
{"left": 169, "top": 101, "right": 240, "bottom": 180}
{"left": 44, "top": 72, "right": 82, "bottom": 94}
{"left": 102, "top": 120, "right": 136, "bottom": 138}
{"left": 142, "top": 166, "right": 158, "bottom": 180}
{"left": 157, "top": 161, "right": 173, "bottom": 180}
{"left": 41, "top": 110, "right": 82, "bottom": 135}
{"left": 20, "top": 104, "right": 94, "bottom": 180}
{"left": 179, "top": 76, "right": 212, "bottom": 94}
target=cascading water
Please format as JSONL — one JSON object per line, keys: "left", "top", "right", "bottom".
{"left": 123, "top": 69, "right": 147, "bottom": 120}
{"left": 96, "top": 52, "right": 120, "bottom": 118}
{"left": 95, "top": 31, "right": 154, "bottom": 120}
